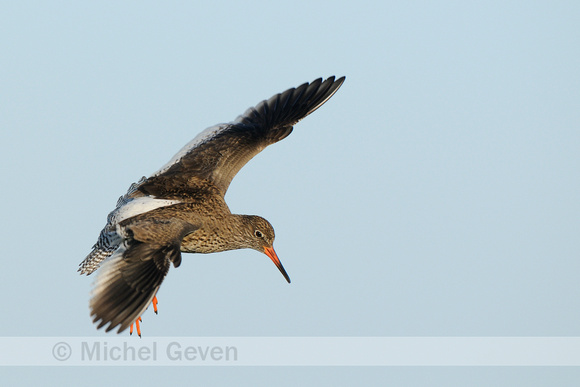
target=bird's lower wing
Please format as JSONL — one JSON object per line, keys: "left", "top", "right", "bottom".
{"left": 90, "top": 240, "right": 175, "bottom": 333}
{"left": 90, "top": 219, "right": 196, "bottom": 333}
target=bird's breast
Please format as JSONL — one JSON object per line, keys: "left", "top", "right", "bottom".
{"left": 180, "top": 227, "right": 230, "bottom": 254}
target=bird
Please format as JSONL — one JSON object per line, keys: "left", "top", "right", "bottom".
{"left": 78, "top": 76, "right": 346, "bottom": 336}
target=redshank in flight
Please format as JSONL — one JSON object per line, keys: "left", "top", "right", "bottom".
{"left": 78, "top": 76, "right": 345, "bottom": 336}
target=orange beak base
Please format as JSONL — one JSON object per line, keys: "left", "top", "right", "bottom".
{"left": 264, "top": 246, "right": 291, "bottom": 283}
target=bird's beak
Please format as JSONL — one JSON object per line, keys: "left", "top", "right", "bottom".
{"left": 264, "top": 246, "right": 291, "bottom": 283}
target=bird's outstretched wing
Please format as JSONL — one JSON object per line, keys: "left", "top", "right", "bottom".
{"left": 142, "top": 76, "right": 345, "bottom": 196}
{"left": 90, "top": 218, "right": 196, "bottom": 333}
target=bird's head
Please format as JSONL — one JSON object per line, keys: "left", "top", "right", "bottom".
{"left": 240, "top": 215, "right": 291, "bottom": 283}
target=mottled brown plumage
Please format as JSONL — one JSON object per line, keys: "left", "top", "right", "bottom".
{"left": 80, "top": 76, "right": 345, "bottom": 334}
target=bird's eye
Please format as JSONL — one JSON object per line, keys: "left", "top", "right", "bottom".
{"left": 254, "top": 230, "right": 263, "bottom": 238}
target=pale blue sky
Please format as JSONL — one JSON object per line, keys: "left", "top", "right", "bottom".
{"left": 1, "top": 0, "right": 579, "bottom": 385}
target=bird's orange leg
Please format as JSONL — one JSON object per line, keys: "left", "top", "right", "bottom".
{"left": 128, "top": 297, "right": 158, "bottom": 337}
{"left": 152, "top": 296, "right": 158, "bottom": 314}
{"left": 130, "top": 317, "right": 142, "bottom": 337}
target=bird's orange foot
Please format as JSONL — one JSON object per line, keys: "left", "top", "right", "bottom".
{"left": 129, "top": 297, "right": 158, "bottom": 337}
{"left": 130, "top": 317, "right": 143, "bottom": 338}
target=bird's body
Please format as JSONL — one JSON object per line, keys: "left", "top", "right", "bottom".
{"left": 79, "top": 76, "right": 345, "bottom": 334}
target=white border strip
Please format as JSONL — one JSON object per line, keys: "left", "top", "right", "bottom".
{"left": 1, "top": 337, "right": 579, "bottom": 366}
